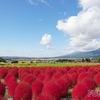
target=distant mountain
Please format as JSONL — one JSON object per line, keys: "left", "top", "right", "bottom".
{"left": 58, "top": 48, "right": 100, "bottom": 59}
{"left": 1, "top": 48, "right": 100, "bottom": 60}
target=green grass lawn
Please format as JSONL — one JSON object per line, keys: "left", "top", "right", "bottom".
{"left": 0, "top": 62, "right": 99, "bottom": 67}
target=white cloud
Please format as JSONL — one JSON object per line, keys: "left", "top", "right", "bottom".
{"left": 56, "top": 0, "right": 100, "bottom": 54}
{"left": 78, "top": 0, "right": 100, "bottom": 10}
{"left": 39, "top": 0, "right": 50, "bottom": 6}
{"left": 40, "top": 34, "right": 53, "bottom": 49}
{"left": 27, "top": 0, "right": 38, "bottom": 5}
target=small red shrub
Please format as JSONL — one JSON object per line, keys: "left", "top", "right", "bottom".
{"left": 32, "top": 79, "right": 43, "bottom": 99}
{"left": 42, "top": 80, "right": 61, "bottom": 100}
{"left": 94, "top": 72, "right": 100, "bottom": 86}
{"left": 8, "top": 81, "right": 18, "bottom": 98}
{"left": 36, "top": 93, "right": 55, "bottom": 100}
{"left": 57, "top": 78, "right": 69, "bottom": 98}
{"left": 72, "top": 83, "right": 88, "bottom": 100}
{"left": 14, "top": 82, "right": 32, "bottom": 100}
{"left": 0, "top": 81, "right": 5, "bottom": 97}
{"left": 4, "top": 73, "right": 14, "bottom": 85}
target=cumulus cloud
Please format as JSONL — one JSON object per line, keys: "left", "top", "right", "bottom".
{"left": 56, "top": 0, "right": 100, "bottom": 54}
{"left": 40, "top": 34, "right": 53, "bottom": 49}
{"left": 78, "top": 0, "right": 100, "bottom": 10}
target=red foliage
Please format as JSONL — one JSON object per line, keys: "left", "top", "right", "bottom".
{"left": 9, "top": 68, "right": 18, "bottom": 77}
{"left": 14, "top": 82, "right": 32, "bottom": 100}
{"left": 37, "top": 73, "right": 45, "bottom": 81}
{"left": 36, "top": 93, "right": 55, "bottom": 100}
{"left": 0, "top": 68, "right": 8, "bottom": 79}
{"left": 52, "top": 72, "right": 62, "bottom": 81}
{"left": 0, "top": 96, "right": 7, "bottom": 100}
{"left": 31, "top": 79, "right": 43, "bottom": 99}
{"left": 84, "top": 91, "right": 100, "bottom": 100}
{"left": 33, "top": 69, "right": 40, "bottom": 77}
{"left": 18, "top": 68, "right": 30, "bottom": 77}
{"left": 57, "top": 78, "right": 69, "bottom": 98}
{"left": 20, "top": 72, "right": 29, "bottom": 81}
{"left": 61, "top": 74, "right": 73, "bottom": 87}
{"left": 82, "top": 77, "right": 96, "bottom": 90}
{"left": 94, "top": 72, "right": 100, "bottom": 86}
{"left": 43, "top": 76, "right": 51, "bottom": 84}
{"left": 8, "top": 81, "right": 18, "bottom": 98}
{"left": 4, "top": 73, "right": 14, "bottom": 85}
{"left": 0, "top": 81, "right": 5, "bottom": 97}
{"left": 77, "top": 72, "right": 92, "bottom": 83}
{"left": 42, "top": 80, "right": 61, "bottom": 100}
{"left": 7, "top": 76, "right": 17, "bottom": 87}
{"left": 22, "top": 74, "right": 36, "bottom": 85}
{"left": 68, "top": 72, "right": 78, "bottom": 85}
{"left": 77, "top": 67, "right": 85, "bottom": 75}
{"left": 72, "top": 83, "right": 88, "bottom": 100}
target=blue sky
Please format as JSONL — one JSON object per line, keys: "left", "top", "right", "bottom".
{"left": 0, "top": 0, "right": 100, "bottom": 57}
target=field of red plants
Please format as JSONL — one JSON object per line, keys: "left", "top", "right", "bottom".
{"left": 0, "top": 65, "right": 100, "bottom": 100}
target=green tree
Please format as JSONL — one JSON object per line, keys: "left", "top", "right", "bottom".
{"left": 85, "top": 58, "right": 91, "bottom": 62}
{"left": 82, "top": 58, "right": 85, "bottom": 62}
{"left": 11, "top": 60, "right": 18, "bottom": 63}
{"left": 97, "top": 57, "right": 100, "bottom": 63}
{"left": 0, "top": 57, "right": 6, "bottom": 62}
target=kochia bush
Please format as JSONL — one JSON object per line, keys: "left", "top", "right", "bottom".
{"left": 14, "top": 82, "right": 32, "bottom": 100}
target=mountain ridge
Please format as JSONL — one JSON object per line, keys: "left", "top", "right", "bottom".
{"left": 58, "top": 48, "right": 100, "bottom": 58}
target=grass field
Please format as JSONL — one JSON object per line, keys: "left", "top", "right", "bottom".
{"left": 0, "top": 62, "right": 100, "bottom": 67}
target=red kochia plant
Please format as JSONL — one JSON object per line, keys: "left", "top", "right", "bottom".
{"left": 68, "top": 72, "right": 78, "bottom": 86}
{"left": 0, "top": 68, "right": 8, "bottom": 79}
{"left": 43, "top": 76, "right": 51, "bottom": 84}
{"left": 14, "top": 82, "right": 32, "bottom": 100}
{"left": 82, "top": 77, "right": 96, "bottom": 90}
{"left": 0, "top": 96, "right": 7, "bottom": 100}
{"left": 7, "top": 76, "right": 17, "bottom": 87}
{"left": 57, "top": 78, "right": 69, "bottom": 98}
{"left": 36, "top": 93, "right": 55, "bottom": 100}
{"left": 0, "top": 81, "right": 5, "bottom": 97}
{"left": 37, "top": 73, "right": 45, "bottom": 81}
{"left": 4, "top": 73, "right": 14, "bottom": 85}
{"left": 31, "top": 79, "right": 43, "bottom": 99}
{"left": 9, "top": 68, "right": 18, "bottom": 77}
{"left": 77, "top": 72, "right": 92, "bottom": 83}
{"left": 77, "top": 67, "right": 85, "bottom": 75}
{"left": 52, "top": 72, "right": 62, "bottom": 81}
{"left": 20, "top": 72, "right": 29, "bottom": 81}
{"left": 8, "top": 81, "right": 18, "bottom": 98}
{"left": 18, "top": 68, "right": 30, "bottom": 78}
{"left": 61, "top": 74, "right": 72, "bottom": 87}
{"left": 84, "top": 91, "right": 100, "bottom": 100}
{"left": 22, "top": 74, "right": 36, "bottom": 85}
{"left": 45, "top": 69, "right": 53, "bottom": 78}
{"left": 33, "top": 69, "right": 40, "bottom": 77}
{"left": 67, "top": 68, "right": 76, "bottom": 75}
{"left": 88, "top": 68, "right": 97, "bottom": 76}
{"left": 72, "top": 83, "right": 88, "bottom": 100}
{"left": 94, "top": 72, "right": 100, "bottom": 86}
{"left": 42, "top": 80, "right": 61, "bottom": 100}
